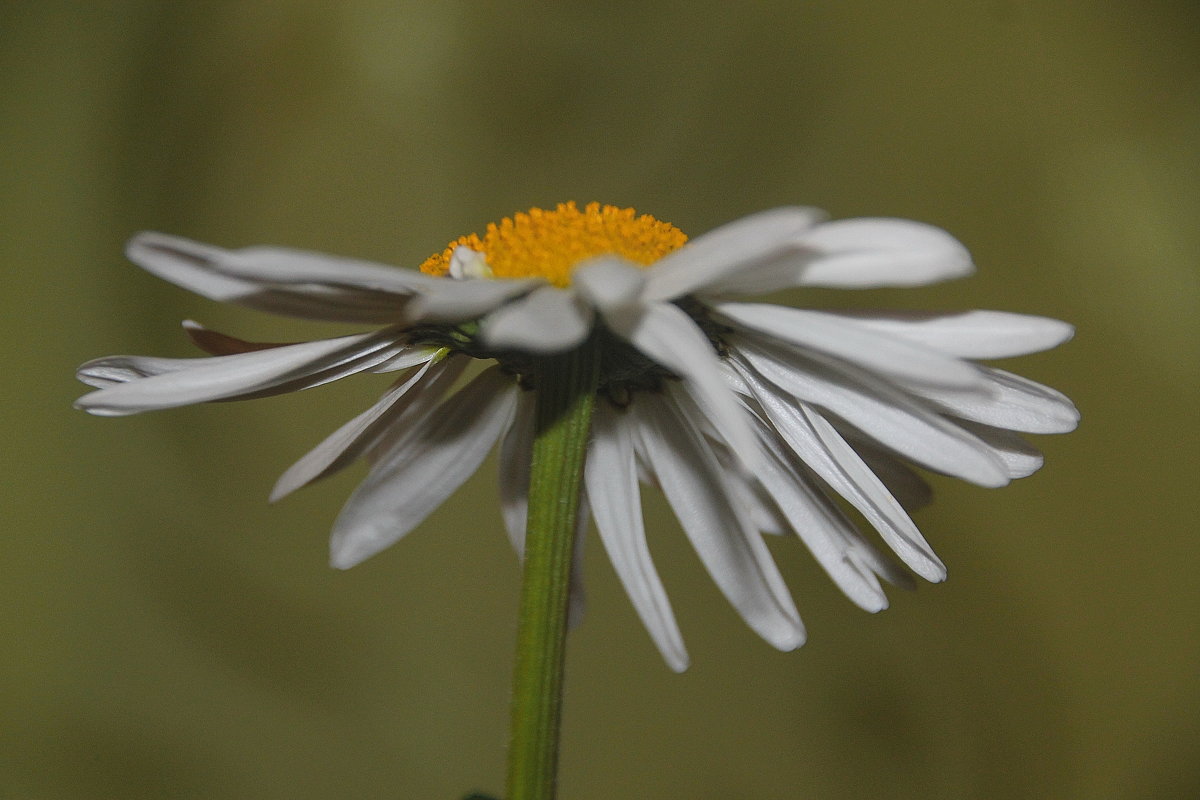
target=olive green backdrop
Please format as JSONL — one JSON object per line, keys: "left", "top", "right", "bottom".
{"left": 3, "top": 2, "right": 1197, "bottom": 798}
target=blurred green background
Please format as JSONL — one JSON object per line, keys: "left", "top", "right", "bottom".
{"left": 3, "top": 2, "right": 1198, "bottom": 798}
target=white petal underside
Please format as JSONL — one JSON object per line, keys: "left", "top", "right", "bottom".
{"left": 666, "top": 386, "right": 788, "bottom": 536}
{"left": 738, "top": 360, "right": 936, "bottom": 510}
{"left": 953, "top": 421, "right": 1045, "bottom": 479}
{"left": 126, "top": 233, "right": 418, "bottom": 323}
{"left": 720, "top": 452, "right": 791, "bottom": 536}
{"left": 792, "top": 218, "right": 975, "bottom": 288}
{"left": 735, "top": 337, "right": 1009, "bottom": 487}
{"left": 735, "top": 359, "right": 947, "bottom": 581}
{"left": 498, "top": 389, "right": 536, "bottom": 555}
{"left": 913, "top": 366, "right": 1080, "bottom": 434}
{"left": 270, "top": 355, "right": 465, "bottom": 502}
{"left": 714, "top": 302, "right": 985, "bottom": 390}
{"left": 641, "top": 207, "right": 826, "bottom": 302}
{"left": 586, "top": 403, "right": 688, "bottom": 671}
{"left": 826, "top": 310, "right": 1075, "bottom": 359}
{"left": 329, "top": 366, "right": 517, "bottom": 569}
{"left": 633, "top": 391, "right": 805, "bottom": 651}
{"left": 75, "top": 330, "right": 405, "bottom": 416}
{"left": 764, "top": 435, "right": 917, "bottom": 592}
{"left": 480, "top": 286, "right": 593, "bottom": 353}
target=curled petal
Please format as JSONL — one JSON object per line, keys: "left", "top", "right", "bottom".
{"left": 75, "top": 330, "right": 404, "bottom": 416}
{"left": 182, "top": 320, "right": 294, "bottom": 355}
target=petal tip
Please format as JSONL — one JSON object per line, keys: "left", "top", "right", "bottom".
{"left": 923, "top": 563, "right": 948, "bottom": 584}
{"left": 267, "top": 482, "right": 289, "bottom": 504}
{"left": 776, "top": 627, "right": 807, "bottom": 652}
{"left": 665, "top": 653, "right": 690, "bottom": 673}
{"left": 329, "top": 545, "right": 364, "bottom": 570}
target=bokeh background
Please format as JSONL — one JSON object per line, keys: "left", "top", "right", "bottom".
{"left": 4, "top": 2, "right": 1198, "bottom": 798}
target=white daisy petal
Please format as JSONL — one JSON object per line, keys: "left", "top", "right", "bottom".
{"left": 75, "top": 331, "right": 399, "bottom": 416}
{"left": 127, "top": 232, "right": 415, "bottom": 323}
{"left": 737, "top": 362, "right": 946, "bottom": 581}
{"left": 78, "top": 341, "right": 408, "bottom": 403}
{"left": 329, "top": 367, "right": 517, "bottom": 569}
{"left": 270, "top": 355, "right": 464, "bottom": 502}
{"left": 848, "top": 440, "right": 935, "bottom": 512}
{"left": 80, "top": 203, "right": 1077, "bottom": 667}
{"left": 402, "top": 277, "right": 546, "bottom": 324}
{"left": 714, "top": 302, "right": 986, "bottom": 389}
{"left": 955, "top": 421, "right": 1045, "bottom": 479}
{"left": 575, "top": 259, "right": 762, "bottom": 468}
{"left": 179, "top": 319, "right": 442, "bottom": 376}
{"left": 735, "top": 337, "right": 1009, "bottom": 487}
{"left": 76, "top": 355, "right": 191, "bottom": 388}
{"left": 751, "top": 430, "right": 892, "bottom": 612}
{"left": 228, "top": 342, "right": 413, "bottom": 403}
{"left": 666, "top": 387, "right": 787, "bottom": 536}
{"left": 725, "top": 461, "right": 790, "bottom": 536}
{"left": 827, "top": 310, "right": 1075, "bottom": 359}
{"left": 220, "top": 246, "right": 439, "bottom": 294}
{"left": 617, "top": 303, "right": 763, "bottom": 472}
{"left": 794, "top": 218, "right": 974, "bottom": 288}
{"left": 498, "top": 389, "right": 536, "bottom": 555}
{"left": 917, "top": 366, "right": 1080, "bottom": 434}
{"left": 586, "top": 403, "right": 688, "bottom": 671}
{"left": 480, "top": 286, "right": 594, "bottom": 353}
{"left": 642, "top": 207, "right": 826, "bottom": 301}
{"left": 572, "top": 256, "right": 647, "bottom": 311}
{"left": 634, "top": 391, "right": 805, "bottom": 651}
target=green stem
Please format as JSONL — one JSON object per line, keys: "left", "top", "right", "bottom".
{"left": 505, "top": 339, "right": 600, "bottom": 800}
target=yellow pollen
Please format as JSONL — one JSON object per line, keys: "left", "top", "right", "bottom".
{"left": 419, "top": 202, "right": 688, "bottom": 288}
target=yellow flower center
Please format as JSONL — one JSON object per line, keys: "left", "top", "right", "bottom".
{"left": 419, "top": 202, "right": 688, "bottom": 288}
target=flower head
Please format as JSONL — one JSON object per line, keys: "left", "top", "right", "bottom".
{"left": 76, "top": 202, "right": 1077, "bottom": 671}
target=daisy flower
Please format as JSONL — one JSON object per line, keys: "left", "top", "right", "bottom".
{"left": 75, "top": 202, "right": 1077, "bottom": 671}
